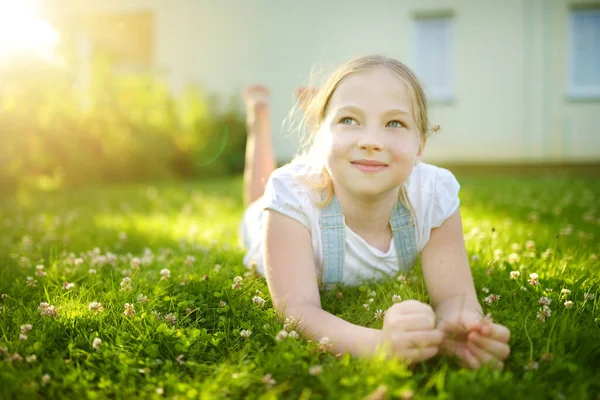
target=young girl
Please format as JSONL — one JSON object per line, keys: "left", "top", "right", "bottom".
{"left": 239, "top": 55, "right": 510, "bottom": 369}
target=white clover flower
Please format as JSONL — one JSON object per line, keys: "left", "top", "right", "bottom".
{"left": 26, "top": 355, "right": 37, "bottom": 363}
{"left": 261, "top": 374, "right": 276, "bottom": 386}
{"left": 483, "top": 294, "right": 500, "bottom": 305}
{"left": 63, "top": 282, "right": 75, "bottom": 290}
{"left": 35, "top": 265, "right": 46, "bottom": 277}
{"left": 397, "top": 274, "right": 407, "bottom": 283}
{"left": 39, "top": 303, "right": 57, "bottom": 318}
{"left": 275, "top": 330, "right": 289, "bottom": 341}
{"left": 539, "top": 296, "right": 551, "bottom": 306}
{"left": 213, "top": 263, "right": 221, "bottom": 272}
{"left": 219, "top": 300, "right": 227, "bottom": 307}
{"left": 164, "top": 313, "right": 177, "bottom": 325}
{"left": 231, "top": 276, "right": 243, "bottom": 290}
{"left": 19, "top": 333, "right": 28, "bottom": 341}
{"left": 561, "top": 288, "right": 571, "bottom": 297}
{"left": 525, "top": 240, "right": 535, "bottom": 251}
{"left": 536, "top": 305, "right": 552, "bottom": 322}
{"left": 88, "top": 268, "right": 97, "bottom": 275}
{"left": 508, "top": 253, "right": 520, "bottom": 264}
{"left": 88, "top": 302, "right": 103, "bottom": 314}
{"left": 493, "top": 249, "right": 504, "bottom": 260}
{"left": 252, "top": 296, "right": 265, "bottom": 306}
{"left": 564, "top": 300, "right": 574, "bottom": 309}
{"left": 130, "top": 257, "right": 141, "bottom": 269}
{"left": 123, "top": 303, "right": 135, "bottom": 317}
{"left": 160, "top": 268, "right": 171, "bottom": 280}
{"left": 584, "top": 292, "right": 595, "bottom": 301}
{"left": 363, "top": 303, "right": 370, "bottom": 310}
{"left": 120, "top": 277, "right": 132, "bottom": 291}
{"left": 482, "top": 287, "right": 490, "bottom": 293}
{"left": 318, "top": 337, "right": 332, "bottom": 353}
{"left": 92, "top": 337, "right": 102, "bottom": 350}
{"left": 288, "top": 330, "right": 299, "bottom": 340}
{"left": 20, "top": 324, "right": 33, "bottom": 333}
{"left": 374, "top": 309, "right": 384, "bottom": 320}
{"left": 471, "top": 254, "right": 480, "bottom": 262}
{"left": 283, "top": 316, "right": 297, "bottom": 331}
{"left": 185, "top": 256, "right": 196, "bottom": 266}
{"left": 240, "top": 329, "right": 252, "bottom": 338}
{"left": 41, "top": 374, "right": 51, "bottom": 386}
{"left": 136, "top": 294, "right": 149, "bottom": 304}
{"left": 308, "top": 365, "right": 324, "bottom": 376}
{"left": 392, "top": 294, "right": 402, "bottom": 304}
{"left": 510, "top": 271, "right": 521, "bottom": 280}
{"left": 74, "top": 258, "right": 84, "bottom": 266}
{"left": 26, "top": 277, "right": 37, "bottom": 288}
{"left": 528, "top": 273, "right": 539, "bottom": 286}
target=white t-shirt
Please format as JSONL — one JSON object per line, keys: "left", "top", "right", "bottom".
{"left": 239, "top": 161, "right": 460, "bottom": 286}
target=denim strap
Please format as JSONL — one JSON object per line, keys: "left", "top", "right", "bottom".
{"left": 319, "top": 196, "right": 345, "bottom": 285}
{"left": 320, "top": 194, "right": 417, "bottom": 287}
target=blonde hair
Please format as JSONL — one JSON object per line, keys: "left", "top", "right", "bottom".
{"left": 290, "top": 54, "right": 437, "bottom": 222}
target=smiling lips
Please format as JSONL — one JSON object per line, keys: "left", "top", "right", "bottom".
{"left": 351, "top": 159, "right": 388, "bottom": 172}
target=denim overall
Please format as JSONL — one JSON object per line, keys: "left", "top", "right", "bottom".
{"left": 319, "top": 195, "right": 418, "bottom": 288}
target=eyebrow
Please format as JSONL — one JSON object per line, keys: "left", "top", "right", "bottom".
{"left": 334, "top": 105, "right": 411, "bottom": 117}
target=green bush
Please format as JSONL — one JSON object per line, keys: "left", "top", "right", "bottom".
{"left": 0, "top": 54, "right": 247, "bottom": 196}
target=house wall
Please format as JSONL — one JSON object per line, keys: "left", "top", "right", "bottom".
{"left": 43, "top": 0, "right": 600, "bottom": 163}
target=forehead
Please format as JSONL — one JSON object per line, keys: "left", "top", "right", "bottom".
{"left": 327, "top": 68, "right": 414, "bottom": 113}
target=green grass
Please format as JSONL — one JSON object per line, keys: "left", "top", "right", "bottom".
{"left": 0, "top": 172, "right": 599, "bottom": 399}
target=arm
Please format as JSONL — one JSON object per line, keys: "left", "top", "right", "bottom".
{"left": 263, "top": 209, "right": 383, "bottom": 358}
{"left": 420, "top": 208, "right": 482, "bottom": 320}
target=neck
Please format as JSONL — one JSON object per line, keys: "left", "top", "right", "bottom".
{"left": 332, "top": 183, "right": 399, "bottom": 236}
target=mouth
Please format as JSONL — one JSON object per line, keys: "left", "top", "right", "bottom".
{"left": 351, "top": 159, "right": 388, "bottom": 172}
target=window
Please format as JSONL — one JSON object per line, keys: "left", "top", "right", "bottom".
{"left": 568, "top": 8, "right": 600, "bottom": 98}
{"left": 413, "top": 15, "right": 454, "bottom": 101}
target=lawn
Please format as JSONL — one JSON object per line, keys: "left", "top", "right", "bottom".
{"left": 0, "top": 170, "right": 599, "bottom": 399}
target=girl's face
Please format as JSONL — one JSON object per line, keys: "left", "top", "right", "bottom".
{"left": 321, "top": 67, "right": 424, "bottom": 200}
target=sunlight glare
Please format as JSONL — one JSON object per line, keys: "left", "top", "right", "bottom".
{"left": 0, "top": 0, "right": 60, "bottom": 61}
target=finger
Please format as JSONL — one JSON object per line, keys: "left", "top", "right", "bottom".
{"left": 392, "top": 314, "right": 435, "bottom": 331}
{"left": 466, "top": 341, "right": 503, "bottom": 370}
{"left": 468, "top": 332, "right": 510, "bottom": 360}
{"left": 392, "top": 300, "right": 435, "bottom": 316}
{"left": 480, "top": 323, "right": 511, "bottom": 342}
{"left": 463, "top": 347, "right": 481, "bottom": 370}
{"left": 404, "top": 330, "right": 444, "bottom": 348}
{"left": 405, "top": 346, "right": 439, "bottom": 363}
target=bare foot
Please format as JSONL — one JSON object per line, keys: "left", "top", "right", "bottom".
{"left": 295, "top": 86, "right": 318, "bottom": 112}
{"left": 243, "top": 84, "right": 270, "bottom": 113}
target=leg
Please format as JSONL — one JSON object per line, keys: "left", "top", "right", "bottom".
{"left": 242, "top": 85, "right": 276, "bottom": 207}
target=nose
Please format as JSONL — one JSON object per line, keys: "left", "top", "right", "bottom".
{"left": 357, "top": 130, "right": 383, "bottom": 151}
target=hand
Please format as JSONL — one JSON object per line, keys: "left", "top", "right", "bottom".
{"left": 381, "top": 300, "right": 444, "bottom": 365}
{"left": 438, "top": 311, "right": 511, "bottom": 370}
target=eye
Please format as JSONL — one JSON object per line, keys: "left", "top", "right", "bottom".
{"left": 339, "top": 117, "right": 357, "bottom": 125}
{"left": 387, "top": 120, "right": 405, "bottom": 128}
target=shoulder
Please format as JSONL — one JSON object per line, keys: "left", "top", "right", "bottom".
{"left": 406, "top": 162, "right": 460, "bottom": 196}
{"left": 407, "top": 162, "right": 461, "bottom": 240}
{"left": 265, "top": 161, "right": 314, "bottom": 198}
{"left": 263, "top": 161, "right": 318, "bottom": 229}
